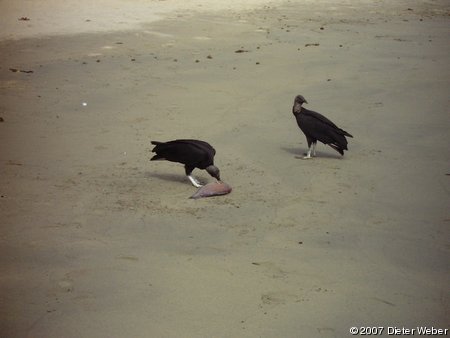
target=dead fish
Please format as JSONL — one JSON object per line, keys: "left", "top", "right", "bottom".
{"left": 190, "top": 181, "right": 232, "bottom": 199}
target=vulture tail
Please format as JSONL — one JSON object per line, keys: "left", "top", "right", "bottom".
{"left": 150, "top": 154, "right": 165, "bottom": 161}
{"left": 150, "top": 140, "right": 165, "bottom": 160}
{"left": 328, "top": 143, "right": 345, "bottom": 156}
{"left": 340, "top": 129, "right": 353, "bottom": 138}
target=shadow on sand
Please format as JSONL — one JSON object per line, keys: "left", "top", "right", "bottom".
{"left": 145, "top": 172, "right": 209, "bottom": 186}
{"left": 281, "top": 146, "right": 343, "bottom": 160}
{"left": 144, "top": 172, "right": 189, "bottom": 184}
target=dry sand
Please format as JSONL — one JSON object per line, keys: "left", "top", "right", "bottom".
{"left": 1, "top": 1, "right": 449, "bottom": 337}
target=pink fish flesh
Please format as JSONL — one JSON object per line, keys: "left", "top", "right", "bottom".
{"left": 190, "top": 182, "right": 232, "bottom": 199}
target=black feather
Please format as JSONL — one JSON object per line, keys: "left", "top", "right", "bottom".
{"left": 150, "top": 139, "right": 219, "bottom": 179}
{"left": 292, "top": 95, "right": 353, "bottom": 156}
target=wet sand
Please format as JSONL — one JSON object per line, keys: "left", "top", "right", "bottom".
{"left": 1, "top": 1, "right": 449, "bottom": 337}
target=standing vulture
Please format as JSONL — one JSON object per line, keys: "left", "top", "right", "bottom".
{"left": 292, "top": 95, "right": 353, "bottom": 158}
{"left": 150, "top": 139, "right": 220, "bottom": 187}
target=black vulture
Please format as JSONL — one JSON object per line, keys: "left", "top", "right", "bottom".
{"left": 292, "top": 95, "right": 353, "bottom": 158}
{"left": 150, "top": 139, "right": 220, "bottom": 187}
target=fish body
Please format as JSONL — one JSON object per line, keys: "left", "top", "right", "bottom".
{"left": 190, "top": 182, "right": 232, "bottom": 199}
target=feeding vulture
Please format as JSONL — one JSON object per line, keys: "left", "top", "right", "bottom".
{"left": 150, "top": 139, "right": 220, "bottom": 187}
{"left": 292, "top": 95, "right": 353, "bottom": 158}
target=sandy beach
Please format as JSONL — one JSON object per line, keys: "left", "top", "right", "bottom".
{"left": 1, "top": 1, "right": 449, "bottom": 337}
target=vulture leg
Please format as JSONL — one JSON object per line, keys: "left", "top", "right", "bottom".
{"left": 303, "top": 149, "right": 312, "bottom": 159}
{"left": 303, "top": 138, "right": 315, "bottom": 159}
{"left": 187, "top": 175, "right": 202, "bottom": 188}
{"left": 311, "top": 142, "right": 317, "bottom": 157}
{"left": 185, "top": 165, "right": 202, "bottom": 187}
